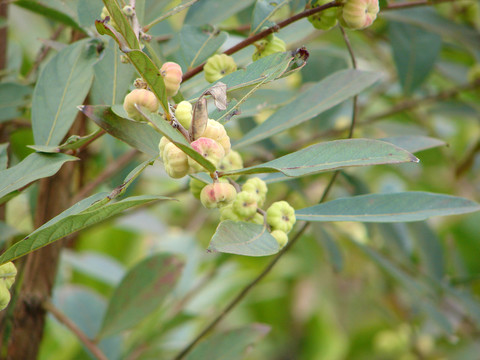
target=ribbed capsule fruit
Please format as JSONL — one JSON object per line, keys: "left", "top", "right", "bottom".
{"left": 307, "top": 0, "right": 339, "bottom": 30}
{"left": 266, "top": 201, "right": 296, "bottom": 233}
{"left": 160, "top": 62, "right": 183, "bottom": 97}
{"left": 252, "top": 36, "right": 286, "bottom": 61}
{"left": 163, "top": 142, "right": 189, "bottom": 178}
{"left": 200, "top": 182, "right": 237, "bottom": 209}
{"left": 201, "top": 120, "right": 231, "bottom": 155}
{"left": 204, "top": 54, "right": 237, "bottom": 83}
{"left": 175, "top": 101, "right": 193, "bottom": 129}
{"left": 188, "top": 137, "right": 225, "bottom": 173}
{"left": 123, "top": 89, "right": 159, "bottom": 121}
{"left": 242, "top": 177, "right": 268, "bottom": 207}
{"left": 271, "top": 230, "right": 288, "bottom": 249}
{"left": 0, "top": 262, "right": 17, "bottom": 290}
{"left": 232, "top": 191, "right": 258, "bottom": 218}
{"left": 341, "top": 0, "right": 379, "bottom": 30}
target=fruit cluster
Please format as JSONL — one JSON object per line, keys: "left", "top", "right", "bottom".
{"left": 307, "top": 0, "right": 380, "bottom": 31}
{"left": 0, "top": 262, "right": 17, "bottom": 311}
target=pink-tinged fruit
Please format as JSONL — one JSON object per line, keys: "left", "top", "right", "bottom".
{"left": 188, "top": 137, "right": 225, "bottom": 172}
{"left": 123, "top": 89, "right": 159, "bottom": 121}
{"left": 342, "top": 0, "right": 379, "bottom": 30}
{"left": 160, "top": 62, "right": 183, "bottom": 97}
{"left": 200, "top": 182, "right": 237, "bottom": 209}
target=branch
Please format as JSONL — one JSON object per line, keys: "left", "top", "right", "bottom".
{"left": 43, "top": 301, "right": 108, "bottom": 360}
{"left": 182, "top": 1, "right": 342, "bottom": 81}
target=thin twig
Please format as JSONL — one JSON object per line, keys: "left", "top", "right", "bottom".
{"left": 71, "top": 148, "right": 139, "bottom": 205}
{"left": 382, "top": 0, "right": 457, "bottom": 11}
{"left": 182, "top": 1, "right": 342, "bottom": 81}
{"left": 43, "top": 301, "right": 108, "bottom": 360}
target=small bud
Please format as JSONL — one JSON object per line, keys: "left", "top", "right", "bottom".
{"left": 163, "top": 142, "right": 189, "bottom": 178}
{"left": 203, "top": 54, "right": 237, "bottom": 83}
{"left": 123, "top": 89, "right": 159, "bottom": 121}
{"left": 160, "top": 62, "right": 183, "bottom": 97}
{"left": 242, "top": 177, "right": 268, "bottom": 207}
{"left": 341, "top": 0, "right": 379, "bottom": 30}
{"left": 175, "top": 101, "right": 193, "bottom": 129}
{"left": 200, "top": 182, "right": 237, "bottom": 209}
{"left": 122, "top": 5, "right": 134, "bottom": 16}
{"left": 232, "top": 191, "right": 258, "bottom": 218}
{"left": 266, "top": 201, "right": 296, "bottom": 233}
{"left": 271, "top": 230, "right": 288, "bottom": 249}
{"left": 120, "top": 54, "right": 130, "bottom": 63}
{"left": 134, "top": 78, "right": 148, "bottom": 89}
{"left": 188, "top": 137, "right": 225, "bottom": 173}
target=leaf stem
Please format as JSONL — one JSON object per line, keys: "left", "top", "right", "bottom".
{"left": 43, "top": 301, "right": 108, "bottom": 360}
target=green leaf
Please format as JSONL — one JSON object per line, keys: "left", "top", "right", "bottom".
{"left": 126, "top": 50, "right": 169, "bottom": 113}
{"left": 0, "top": 194, "right": 169, "bottom": 264}
{"left": 208, "top": 221, "right": 280, "bottom": 256}
{"left": 32, "top": 39, "right": 98, "bottom": 146}
{"left": 0, "top": 83, "right": 32, "bottom": 123}
{"left": 380, "top": 135, "right": 446, "bottom": 153}
{"left": 185, "top": 324, "right": 270, "bottom": 360}
{"left": 313, "top": 225, "right": 343, "bottom": 273}
{"left": 28, "top": 129, "right": 105, "bottom": 153}
{"left": 102, "top": 0, "right": 140, "bottom": 50}
{"left": 140, "top": 110, "right": 217, "bottom": 173}
{"left": 296, "top": 192, "right": 480, "bottom": 223}
{"left": 14, "top": 0, "right": 81, "bottom": 30}
{"left": 80, "top": 105, "right": 161, "bottom": 157}
{"left": 408, "top": 222, "right": 445, "bottom": 281}
{"left": 223, "top": 139, "right": 418, "bottom": 177}
{"left": 234, "top": 70, "right": 381, "bottom": 148}
{"left": 0, "top": 143, "right": 8, "bottom": 170}
{"left": 0, "top": 152, "right": 77, "bottom": 204}
{"left": 91, "top": 39, "right": 135, "bottom": 106}
{"left": 98, "top": 253, "right": 184, "bottom": 338}
{"left": 185, "top": 0, "right": 256, "bottom": 26}
{"left": 194, "top": 52, "right": 304, "bottom": 99}
{"left": 251, "top": 0, "right": 288, "bottom": 35}
{"left": 389, "top": 22, "right": 442, "bottom": 94}
{"left": 177, "top": 25, "right": 228, "bottom": 69}
{"left": 76, "top": 0, "right": 104, "bottom": 30}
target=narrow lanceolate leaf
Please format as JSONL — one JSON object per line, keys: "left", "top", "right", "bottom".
{"left": 14, "top": 0, "right": 81, "bottom": 29}
{"left": 139, "top": 109, "right": 217, "bottom": 173}
{"left": 32, "top": 39, "right": 98, "bottom": 146}
{"left": 194, "top": 51, "right": 305, "bottom": 98}
{"left": 208, "top": 221, "right": 280, "bottom": 256}
{"left": 99, "top": 254, "right": 183, "bottom": 339}
{"left": 0, "top": 83, "right": 32, "bottom": 123}
{"left": 0, "top": 153, "right": 77, "bottom": 204}
{"left": 296, "top": 192, "right": 480, "bottom": 223}
{"left": 126, "top": 50, "right": 168, "bottom": 113}
{"left": 223, "top": 139, "right": 418, "bottom": 178}
{"left": 185, "top": 324, "right": 271, "bottom": 360}
{"left": 102, "top": 0, "right": 140, "bottom": 50}
{"left": 234, "top": 70, "right": 381, "bottom": 148}
{"left": 0, "top": 195, "right": 169, "bottom": 264}
{"left": 250, "top": 0, "right": 288, "bottom": 34}
{"left": 380, "top": 136, "right": 446, "bottom": 153}
{"left": 80, "top": 105, "right": 161, "bottom": 157}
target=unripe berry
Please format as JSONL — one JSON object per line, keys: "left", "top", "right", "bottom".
{"left": 242, "top": 177, "right": 268, "bottom": 207}
{"left": 202, "top": 119, "right": 231, "bottom": 154}
{"left": 232, "top": 191, "right": 258, "bottom": 218}
{"left": 220, "top": 204, "right": 243, "bottom": 222}
{"left": 175, "top": 101, "right": 193, "bottom": 129}
{"left": 123, "top": 89, "right": 159, "bottom": 121}
{"left": 0, "top": 285, "right": 11, "bottom": 311}
{"left": 189, "top": 178, "right": 207, "bottom": 199}
{"left": 248, "top": 212, "right": 265, "bottom": 225}
{"left": 271, "top": 230, "right": 288, "bottom": 249}
{"left": 219, "top": 150, "right": 243, "bottom": 180}
{"left": 308, "top": 0, "right": 339, "bottom": 30}
{"left": 0, "top": 262, "right": 17, "bottom": 290}
{"left": 204, "top": 54, "right": 237, "bottom": 83}
{"left": 252, "top": 36, "right": 286, "bottom": 61}
{"left": 163, "top": 142, "right": 189, "bottom": 178}
{"left": 200, "top": 182, "right": 237, "bottom": 209}
{"left": 342, "top": 0, "right": 379, "bottom": 30}
{"left": 188, "top": 137, "right": 225, "bottom": 172}
{"left": 160, "top": 62, "right": 183, "bottom": 97}
{"left": 159, "top": 136, "right": 171, "bottom": 158}
{"left": 266, "top": 201, "right": 296, "bottom": 233}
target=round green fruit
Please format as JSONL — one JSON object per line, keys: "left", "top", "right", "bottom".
{"left": 271, "top": 230, "right": 288, "bottom": 249}
{"left": 232, "top": 191, "right": 258, "bottom": 218}
{"left": 0, "top": 262, "right": 17, "bottom": 290}
{"left": 175, "top": 101, "right": 193, "bottom": 129}
{"left": 204, "top": 54, "right": 237, "bottom": 83}
{"left": 0, "top": 285, "right": 11, "bottom": 311}
{"left": 252, "top": 36, "right": 286, "bottom": 61}
{"left": 242, "top": 177, "right": 268, "bottom": 207}
{"left": 200, "top": 182, "right": 237, "bottom": 209}
{"left": 266, "top": 201, "right": 296, "bottom": 233}
{"left": 307, "top": 0, "right": 339, "bottom": 30}
{"left": 220, "top": 204, "right": 243, "bottom": 222}
{"left": 160, "top": 62, "right": 183, "bottom": 97}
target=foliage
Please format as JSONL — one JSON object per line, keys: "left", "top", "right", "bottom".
{"left": 0, "top": 0, "right": 480, "bottom": 359}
